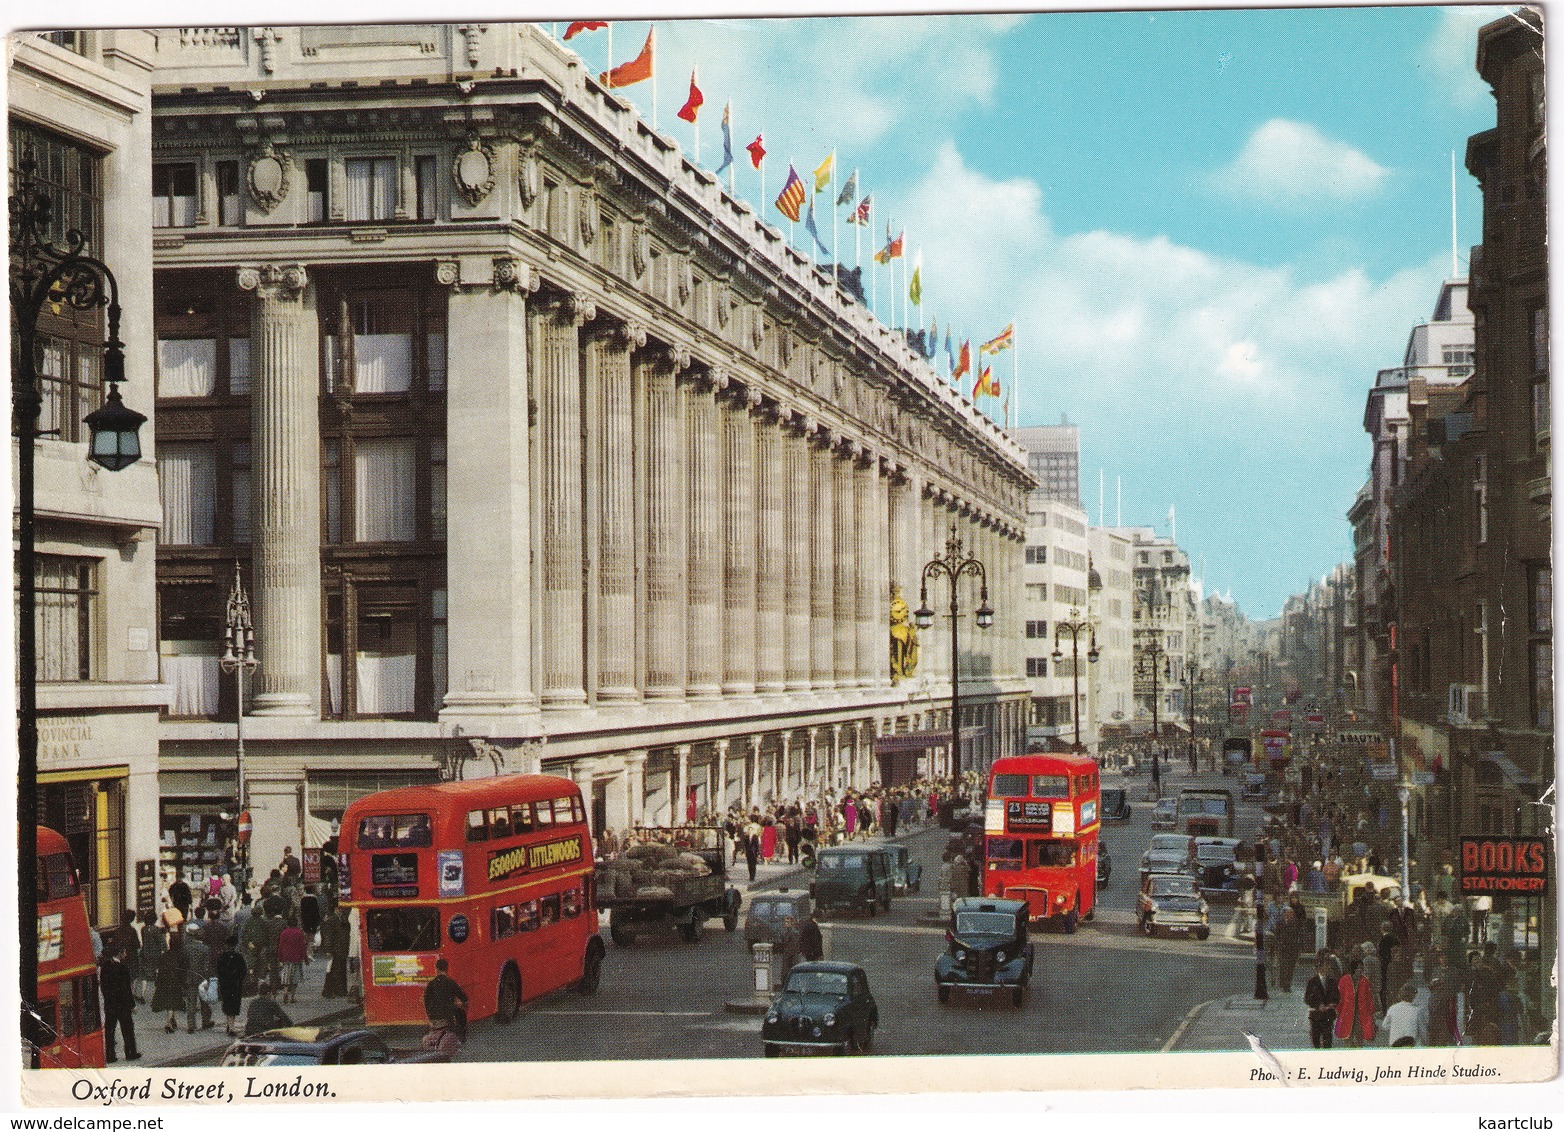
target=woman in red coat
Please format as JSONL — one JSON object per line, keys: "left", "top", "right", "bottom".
{"left": 1334, "top": 956, "right": 1377, "bottom": 1047}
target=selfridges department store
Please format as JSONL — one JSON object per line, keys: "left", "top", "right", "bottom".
{"left": 146, "top": 23, "right": 1034, "bottom": 885}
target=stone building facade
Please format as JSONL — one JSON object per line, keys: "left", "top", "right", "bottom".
{"left": 145, "top": 23, "right": 1031, "bottom": 875}
{"left": 11, "top": 31, "right": 164, "bottom": 928}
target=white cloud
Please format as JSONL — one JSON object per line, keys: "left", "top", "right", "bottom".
{"left": 1212, "top": 119, "right": 1390, "bottom": 205}
{"left": 899, "top": 143, "right": 1443, "bottom": 427}
{"left": 1420, "top": 7, "right": 1512, "bottom": 108}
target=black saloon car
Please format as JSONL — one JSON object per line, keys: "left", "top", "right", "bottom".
{"left": 935, "top": 897, "right": 1034, "bottom": 1007}
{"left": 220, "top": 1026, "right": 451, "bottom": 1066}
{"left": 762, "top": 962, "right": 878, "bottom": 1056}
{"left": 1100, "top": 788, "right": 1133, "bottom": 821}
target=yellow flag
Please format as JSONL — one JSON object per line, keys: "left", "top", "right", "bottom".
{"left": 812, "top": 152, "right": 834, "bottom": 193}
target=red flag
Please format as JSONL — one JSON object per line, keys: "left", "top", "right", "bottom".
{"left": 677, "top": 71, "right": 704, "bottom": 123}
{"left": 564, "top": 21, "right": 608, "bottom": 40}
{"left": 600, "top": 28, "right": 654, "bottom": 89}
{"left": 746, "top": 134, "right": 766, "bottom": 169}
{"left": 952, "top": 341, "right": 971, "bottom": 380}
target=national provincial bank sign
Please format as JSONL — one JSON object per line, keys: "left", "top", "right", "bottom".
{"left": 40, "top": 717, "right": 93, "bottom": 761}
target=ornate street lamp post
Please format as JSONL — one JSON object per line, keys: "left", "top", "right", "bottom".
{"left": 1051, "top": 607, "right": 1099, "bottom": 752}
{"left": 220, "top": 563, "right": 259, "bottom": 894}
{"left": 1184, "top": 663, "right": 1202, "bottom": 774}
{"left": 12, "top": 155, "right": 146, "bottom": 1066}
{"left": 914, "top": 529, "right": 993, "bottom": 779}
{"left": 1138, "top": 635, "right": 1171, "bottom": 791}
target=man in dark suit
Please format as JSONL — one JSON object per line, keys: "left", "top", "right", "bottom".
{"left": 98, "top": 940, "right": 140, "bottom": 1062}
{"left": 1303, "top": 955, "right": 1338, "bottom": 1048}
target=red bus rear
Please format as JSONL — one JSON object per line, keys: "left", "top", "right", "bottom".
{"left": 340, "top": 774, "right": 603, "bottom": 1028}
{"left": 36, "top": 827, "right": 105, "bottom": 1069}
{"left": 983, "top": 753, "right": 1101, "bottom": 931}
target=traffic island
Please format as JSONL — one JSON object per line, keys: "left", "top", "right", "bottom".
{"left": 725, "top": 941, "right": 778, "bottom": 1015}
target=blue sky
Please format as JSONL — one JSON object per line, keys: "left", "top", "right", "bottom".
{"left": 24, "top": 2, "right": 1511, "bottom": 619}
{"left": 555, "top": 5, "right": 1506, "bottom": 619}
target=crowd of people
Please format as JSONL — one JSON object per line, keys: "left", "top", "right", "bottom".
{"left": 92, "top": 845, "right": 361, "bottom": 1062}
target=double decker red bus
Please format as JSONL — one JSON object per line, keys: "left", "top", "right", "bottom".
{"left": 982, "top": 753, "right": 1101, "bottom": 932}
{"left": 339, "top": 774, "right": 603, "bottom": 1028}
{"left": 36, "top": 827, "right": 104, "bottom": 1069}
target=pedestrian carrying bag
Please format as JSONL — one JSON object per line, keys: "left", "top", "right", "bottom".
{"left": 199, "top": 976, "right": 219, "bottom": 1005}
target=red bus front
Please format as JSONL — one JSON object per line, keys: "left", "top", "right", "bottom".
{"left": 982, "top": 754, "right": 1101, "bottom": 930}
{"left": 36, "top": 827, "right": 105, "bottom": 1069}
{"left": 340, "top": 774, "right": 601, "bottom": 1028}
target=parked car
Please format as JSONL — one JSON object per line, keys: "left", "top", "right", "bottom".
{"left": 935, "top": 897, "right": 1033, "bottom": 1007}
{"left": 1100, "top": 788, "right": 1133, "bottom": 821}
{"left": 762, "top": 962, "right": 878, "bottom": 1056}
{"left": 1137, "top": 873, "right": 1210, "bottom": 939}
{"left": 1190, "top": 837, "right": 1242, "bottom": 901}
{"left": 1096, "top": 842, "right": 1112, "bottom": 886}
{"left": 745, "top": 889, "right": 813, "bottom": 951}
{"left": 1242, "top": 772, "right": 1269, "bottom": 800}
{"left": 811, "top": 847, "right": 894, "bottom": 917}
{"left": 220, "top": 1026, "right": 451, "bottom": 1067}
{"left": 1150, "top": 796, "right": 1178, "bottom": 831}
{"left": 883, "top": 843, "right": 923, "bottom": 896}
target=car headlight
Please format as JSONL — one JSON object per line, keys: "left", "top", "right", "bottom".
{"left": 811, "top": 1025, "right": 822, "bottom": 1037}
{"left": 1055, "top": 894, "right": 1066, "bottom": 905}
{"left": 996, "top": 949, "right": 1008, "bottom": 964}
{"left": 766, "top": 1014, "right": 778, "bottom": 1024}
{"left": 1149, "top": 901, "right": 1161, "bottom": 915}
{"left": 823, "top": 1012, "right": 836, "bottom": 1026}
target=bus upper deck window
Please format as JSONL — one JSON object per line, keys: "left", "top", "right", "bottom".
{"left": 552, "top": 798, "right": 573, "bottom": 824}
{"left": 535, "top": 801, "right": 554, "bottom": 828}
{"left": 991, "top": 773, "right": 1028, "bottom": 797}
{"left": 511, "top": 804, "right": 534, "bottom": 835}
{"left": 466, "top": 811, "right": 488, "bottom": 843}
{"left": 1032, "top": 775, "right": 1070, "bottom": 799}
{"left": 489, "top": 808, "right": 511, "bottom": 839}
{"left": 571, "top": 796, "right": 586, "bottom": 824}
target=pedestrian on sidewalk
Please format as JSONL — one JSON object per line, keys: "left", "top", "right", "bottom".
{"left": 1303, "top": 956, "right": 1338, "bottom": 1049}
{"left": 785, "top": 813, "right": 802, "bottom": 865}
{"left": 136, "top": 910, "right": 165, "bottom": 1006}
{"left": 182, "top": 928, "right": 214, "bottom": 1033}
{"left": 1384, "top": 984, "right": 1420, "bottom": 1047}
{"left": 216, "top": 934, "right": 247, "bottom": 1036}
{"left": 151, "top": 930, "right": 187, "bottom": 1033}
{"left": 98, "top": 940, "right": 139, "bottom": 1062}
{"left": 300, "top": 886, "right": 321, "bottom": 962}
{"left": 883, "top": 795, "right": 899, "bottom": 838}
{"left": 1253, "top": 897, "right": 1269, "bottom": 1001}
{"left": 277, "top": 915, "right": 308, "bottom": 1005}
{"left": 1334, "top": 956, "right": 1376, "bottom": 1048}
{"left": 321, "top": 906, "right": 350, "bottom": 999}
{"left": 166, "top": 870, "right": 193, "bottom": 923}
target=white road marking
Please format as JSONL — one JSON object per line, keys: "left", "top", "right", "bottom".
{"left": 534, "top": 1009, "right": 714, "bottom": 1017}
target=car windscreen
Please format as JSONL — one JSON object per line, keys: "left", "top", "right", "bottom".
{"left": 786, "top": 971, "right": 849, "bottom": 995}
{"left": 1196, "top": 846, "right": 1236, "bottom": 863}
{"left": 1151, "top": 878, "right": 1199, "bottom": 898}
{"left": 1102, "top": 790, "right": 1125, "bottom": 806}
{"left": 818, "top": 854, "right": 865, "bottom": 871}
{"left": 954, "top": 912, "right": 1015, "bottom": 936}
{"left": 1149, "top": 835, "right": 1188, "bottom": 851}
{"left": 750, "top": 900, "right": 793, "bottom": 917}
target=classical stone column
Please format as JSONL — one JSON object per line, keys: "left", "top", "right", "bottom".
{"left": 714, "top": 739, "right": 730, "bottom": 813}
{"left": 685, "top": 371, "right": 723, "bottom": 699}
{"left": 833, "top": 441, "right": 858, "bottom": 688}
{"left": 238, "top": 263, "right": 320, "bottom": 717}
{"left": 721, "top": 387, "right": 758, "bottom": 696}
{"left": 643, "top": 346, "right": 689, "bottom": 699}
{"left": 748, "top": 735, "right": 763, "bottom": 807}
{"left": 592, "top": 318, "right": 643, "bottom": 702}
{"left": 754, "top": 407, "right": 788, "bottom": 695}
{"left": 533, "top": 292, "right": 592, "bottom": 708}
{"left": 808, "top": 427, "right": 835, "bottom": 690}
{"left": 676, "top": 744, "right": 691, "bottom": 823}
{"left": 783, "top": 416, "right": 813, "bottom": 692}
{"left": 625, "top": 750, "right": 648, "bottom": 828}
{"left": 806, "top": 728, "right": 818, "bottom": 789}
{"left": 829, "top": 724, "right": 842, "bottom": 790}
{"left": 854, "top": 452, "right": 879, "bottom": 689}
{"left": 439, "top": 257, "right": 537, "bottom": 722}
{"left": 778, "top": 731, "right": 791, "bottom": 797}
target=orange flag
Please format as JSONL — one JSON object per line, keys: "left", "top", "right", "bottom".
{"left": 677, "top": 70, "right": 704, "bottom": 123}
{"left": 600, "top": 28, "right": 654, "bottom": 88}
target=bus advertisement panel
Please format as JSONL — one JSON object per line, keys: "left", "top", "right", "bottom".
{"left": 982, "top": 752, "right": 1101, "bottom": 931}
{"left": 36, "top": 827, "right": 105, "bottom": 1069}
{"left": 340, "top": 774, "right": 602, "bottom": 1028}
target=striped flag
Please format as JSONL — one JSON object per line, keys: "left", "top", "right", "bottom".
{"left": 980, "top": 323, "right": 1015, "bottom": 355}
{"left": 975, "top": 365, "right": 994, "bottom": 397}
{"left": 775, "top": 165, "right": 806, "bottom": 222}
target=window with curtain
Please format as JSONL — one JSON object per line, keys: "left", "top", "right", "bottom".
{"left": 34, "top": 556, "right": 96, "bottom": 682}
{"left": 353, "top": 439, "right": 416, "bottom": 542}
{"left": 157, "top": 338, "right": 217, "bottom": 397}
{"left": 345, "top": 157, "right": 397, "bottom": 222}
{"left": 228, "top": 338, "right": 251, "bottom": 396}
{"left": 34, "top": 332, "right": 100, "bottom": 444}
{"left": 159, "top": 582, "right": 222, "bottom": 717}
{"left": 152, "top": 163, "right": 198, "bottom": 228}
{"left": 353, "top": 335, "right": 413, "bottom": 393}
{"left": 158, "top": 443, "right": 217, "bottom": 545}
{"left": 356, "top": 586, "right": 417, "bottom": 715}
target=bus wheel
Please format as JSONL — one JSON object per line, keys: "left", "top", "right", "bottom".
{"left": 577, "top": 943, "right": 604, "bottom": 994}
{"left": 496, "top": 965, "right": 522, "bottom": 1024}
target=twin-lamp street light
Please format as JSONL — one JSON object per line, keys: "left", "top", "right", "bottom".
{"left": 1051, "top": 608, "right": 1098, "bottom": 751}
{"left": 220, "top": 564, "right": 259, "bottom": 894}
{"left": 1138, "top": 635, "right": 1172, "bottom": 788}
{"left": 12, "top": 154, "right": 147, "bottom": 1066}
{"left": 914, "top": 529, "right": 992, "bottom": 779}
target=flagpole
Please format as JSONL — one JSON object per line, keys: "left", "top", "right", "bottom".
{"left": 870, "top": 204, "right": 878, "bottom": 320}
{"left": 650, "top": 24, "right": 658, "bottom": 131}
{"left": 607, "top": 24, "right": 613, "bottom": 94}
{"left": 854, "top": 184, "right": 861, "bottom": 274}
{"left": 830, "top": 151, "right": 838, "bottom": 270}
{"left": 692, "top": 67, "right": 700, "bottom": 164}
{"left": 1013, "top": 321, "right": 1020, "bottom": 429}
{"left": 728, "top": 102, "right": 736, "bottom": 197}
{"left": 787, "top": 156, "right": 795, "bottom": 248}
